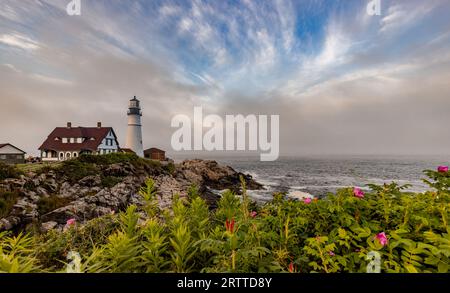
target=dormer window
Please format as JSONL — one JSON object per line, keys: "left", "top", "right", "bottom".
{"left": 54, "top": 137, "right": 60, "bottom": 141}
{"left": 62, "top": 138, "right": 68, "bottom": 143}
{"left": 90, "top": 137, "right": 95, "bottom": 141}
{"left": 69, "top": 138, "right": 75, "bottom": 143}
{"left": 77, "top": 137, "right": 83, "bottom": 143}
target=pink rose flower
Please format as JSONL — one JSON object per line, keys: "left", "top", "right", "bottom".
{"left": 303, "top": 198, "right": 312, "bottom": 204}
{"left": 375, "top": 232, "right": 388, "bottom": 246}
{"left": 438, "top": 166, "right": 449, "bottom": 173}
{"left": 66, "top": 218, "right": 76, "bottom": 226}
{"left": 328, "top": 251, "right": 335, "bottom": 256}
{"left": 250, "top": 211, "right": 257, "bottom": 218}
{"left": 353, "top": 187, "right": 365, "bottom": 199}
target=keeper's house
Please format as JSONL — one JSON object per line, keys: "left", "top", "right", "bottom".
{"left": 144, "top": 148, "right": 166, "bottom": 161}
{"left": 39, "top": 122, "right": 120, "bottom": 162}
{"left": 0, "top": 143, "right": 26, "bottom": 164}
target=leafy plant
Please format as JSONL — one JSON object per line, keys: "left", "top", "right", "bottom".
{"left": 0, "top": 169, "right": 449, "bottom": 273}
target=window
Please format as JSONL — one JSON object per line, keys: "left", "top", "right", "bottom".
{"left": 59, "top": 153, "right": 64, "bottom": 160}
{"left": 73, "top": 152, "right": 78, "bottom": 158}
{"left": 77, "top": 138, "right": 83, "bottom": 143}
{"left": 66, "top": 152, "right": 71, "bottom": 159}
{"left": 16, "top": 155, "right": 22, "bottom": 159}
{"left": 0, "top": 155, "right": 6, "bottom": 159}
{"left": 70, "top": 138, "right": 75, "bottom": 143}
{"left": 62, "top": 138, "right": 68, "bottom": 143}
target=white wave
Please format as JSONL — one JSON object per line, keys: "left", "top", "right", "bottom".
{"left": 288, "top": 190, "right": 313, "bottom": 200}
{"left": 290, "top": 186, "right": 308, "bottom": 190}
{"left": 257, "top": 179, "right": 280, "bottom": 187}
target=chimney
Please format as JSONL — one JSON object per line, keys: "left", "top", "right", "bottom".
{"left": 97, "top": 122, "right": 102, "bottom": 128}
{"left": 67, "top": 122, "right": 72, "bottom": 128}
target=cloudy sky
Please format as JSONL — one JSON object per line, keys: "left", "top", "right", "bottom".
{"left": 1, "top": 0, "right": 450, "bottom": 157}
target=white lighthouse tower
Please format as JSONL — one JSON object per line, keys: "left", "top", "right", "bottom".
{"left": 125, "top": 96, "right": 144, "bottom": 157}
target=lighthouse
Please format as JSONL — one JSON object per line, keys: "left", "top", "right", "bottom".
{"left": 125, "top": 96, "right": 144, "bottom": 157}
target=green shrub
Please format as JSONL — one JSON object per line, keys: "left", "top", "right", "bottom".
{"left": 55, "top": 160, "right": 99, "bottom": 184}
{"left": 36, "top": 215, "right": 119, "bottom": 270}
{"left": 0, "top": 190, "right": 19, "bottom": 218}
{"left": 100, "top": 176, "right": 122, "bottom": 188}
{"left": 0, "top": 163, "right": 22, "bottom": 180}
{"left": 0, "top": 169, "right": 448, "bottom": 273}
{"left": 164, "top": 162, "right": 176, "bottom": 175}
{"left": 78, "top": 153, "right": 144, "bottom": 167}
{"left": 0, "top": 232, "right": 40, "bottom": 273}
{"left": 37, "top": 196, "right": 72, "bottom": 215}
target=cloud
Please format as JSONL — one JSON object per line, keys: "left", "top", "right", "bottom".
{"left": 379, "top": 1, "right": 437, "bottom": 34}
{"left": 0, "top": 0, "right": 450, "bottom": 157}
{"left": 0, "top": 33, "right": 40, "bottom": 50}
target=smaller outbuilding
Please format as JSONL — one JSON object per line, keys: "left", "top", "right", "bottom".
{"left": 0, "top": 143, "right": 26, "bottom": 164}
{"left": 144, "top": 148, "right": 166, "bottom": 161}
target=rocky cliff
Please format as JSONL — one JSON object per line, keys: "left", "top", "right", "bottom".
{"left": 0, "top": 156, "right": 262, "bottom": 233}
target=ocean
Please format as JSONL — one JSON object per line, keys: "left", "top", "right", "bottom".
{"left": 213, "top": 155, "right": 450, "bottom": 202}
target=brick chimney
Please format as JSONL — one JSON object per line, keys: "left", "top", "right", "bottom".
{"left": 97, "top": 122, "right": 102, "bottom": 128}
{"left": 67, "top": 122, "right": 72, "bottom": 128}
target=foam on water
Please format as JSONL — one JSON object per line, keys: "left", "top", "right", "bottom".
{"left": 216, "top": 156, "right": 449, "bottom": 202}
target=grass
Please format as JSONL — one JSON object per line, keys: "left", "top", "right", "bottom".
{"left": 37, "top": 196, "right": 73, "bottom": 215}
{"left": 0, "top": 190, "right": 19, "bottom": 218}
{"left": 0, "top": 162, "right": 23, "bottom": 180}
{"left": 101, "top": 176, "right": 123, "bottom": 188}
{"left": 16, "top": 162, "right": 62, "bottom": 173}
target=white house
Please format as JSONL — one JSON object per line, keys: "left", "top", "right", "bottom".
{"left": 0, "top": 143, "right": 26, "bottom": 164}
{"left": 39, "top": 122, "right": 120, "bottom": 161}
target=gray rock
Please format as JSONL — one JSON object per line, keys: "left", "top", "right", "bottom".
{"left": 0, "top": 159, "right": 261, "bottom": 232}
{"left": 41, "top": 221, "right": 58, "bottom": 232}
{"left": 79, "top": 175, "right": 101, "bottom": 187}
{"left": 36, "top": 186, "right": 48, "bottom": 197}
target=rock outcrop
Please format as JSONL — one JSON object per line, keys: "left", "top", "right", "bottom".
{"left": 0, "top": 159, "right": 262, "bottom": 232}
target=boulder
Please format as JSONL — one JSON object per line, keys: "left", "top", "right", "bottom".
{"left": 41, "top": 221, "right": 58, "bottom": 232}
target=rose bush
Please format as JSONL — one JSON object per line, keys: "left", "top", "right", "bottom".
{"left": 0, "top": 169, "right": 448, "bottom": 273}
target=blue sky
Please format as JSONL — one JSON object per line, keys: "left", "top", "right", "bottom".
{"left": 1, "top": 0, "right": 450, "bottom": 155}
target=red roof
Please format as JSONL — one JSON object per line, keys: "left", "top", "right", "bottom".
{"left": 144, "top": 148, "right": 165, "bottom": 154}
{"left": 39, "top": 127, "right": 117, "bottom": 152}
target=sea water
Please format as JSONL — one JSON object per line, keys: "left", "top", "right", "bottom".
{"left": 216, "top": 155, "right": 450, "bottom": 202}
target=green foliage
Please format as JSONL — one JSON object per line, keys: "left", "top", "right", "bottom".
{"left": 39, "top": 154, "right": 161, "bottom": 185}
{"left": 100, "top": 176, "right": 122, "bottom": 188}
{"left": 0, "top": 169, "right": 449, "bottom": 273}
{"left": 0, "top": 232, "right": 40, "bottom": 273}
{"left": 37, "top": 196, "right": 72, "bottom": 215}
{"left": 139, "top": 179, "right": 159, "bottom": 218}
{"left": 0, "top": 162, "right": 23, "bottom": 180}
{"left": 0, "top": 190, "right": 19, "bottom": 218}
{"left": 77, "top": 153, "right": 141, "bottom": 166}
{"left": 36, "top": 215, "right": 119, "bottom": 270}
{"left": 164, "top": 162, "right": 176, "bottom": 175}
{"left": 56, "top": 160, "right": 99, "bottom": 184}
